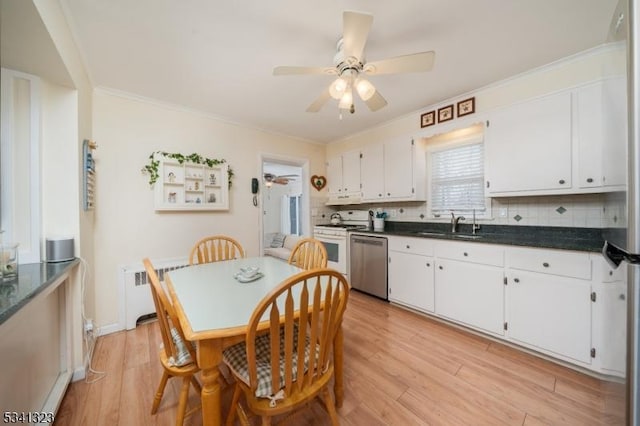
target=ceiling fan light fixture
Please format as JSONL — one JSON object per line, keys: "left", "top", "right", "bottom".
{"left": 355, "top": 78, "right": 376, "bottom": 101}
{"left": 338, "top": 89, "right": 353, "bottom": 109}
{"left": 329, "top": 77, "right": 347, "bottom": 100}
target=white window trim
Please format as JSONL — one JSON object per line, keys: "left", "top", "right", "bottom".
{"left": 1, "top": 68, "right": 41, "bottom": 263}
{"left": 426, "top": 133, "right": 491, "bottom": 220}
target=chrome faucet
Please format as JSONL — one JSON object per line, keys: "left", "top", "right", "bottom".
{"left": 472, "top": 209, "right": 481, "bottom": 235}
{"left": 451, "top": 212, "right": 465, "bottom": 233}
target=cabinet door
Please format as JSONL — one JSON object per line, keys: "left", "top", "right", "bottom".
{"left": 360, "top": 144, "right": 385, "bottom": 201}
{"left": 435, "top": 258, "right": 505, "bottom": 335}
{"left": 602, "top": 76, "right": 627, "bottom": 188}
{"left": 592, "top": 281, "right": 626, "bottom": 375}
{"left": 384, "top": 138, "right": 414, "bottom": 199}
{"left": 507, "top": 270, "right": 591, "bottom": 364}
{"left": 341, "top": 150, "right": 361, "bottom": 195}
{"left": 486, "top": 91, "right": 572, "bottom": 194}
{"left": 576, "top": 82, "right": 604, "bottom": 188}
{"left": 389, "top": 251, "right": 435, "bottom": 312}
{"left": 326, "top": 156, "right": 343, "bottom": 196}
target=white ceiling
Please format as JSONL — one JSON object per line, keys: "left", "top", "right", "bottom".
{"left": 25, "top": 1, "right": 624, "bottom": 143}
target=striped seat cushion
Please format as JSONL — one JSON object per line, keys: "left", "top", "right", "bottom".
{"left": 223, "top": 325, "right": 317, "bottom": 399}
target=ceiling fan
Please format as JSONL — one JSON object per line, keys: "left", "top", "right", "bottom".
{"left": 264, "top": 173, "right": 299, "bottom": 186}
{"left": 273, "top": 11, "right": 435, "bottom": 114}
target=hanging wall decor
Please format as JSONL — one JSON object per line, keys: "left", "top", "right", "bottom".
{"left": 311, "top": 175, "right": 327, "bottom": 191}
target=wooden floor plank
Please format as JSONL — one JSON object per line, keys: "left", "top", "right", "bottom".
{"left": 55, "top": 291, "right": 625, "bottom": 426}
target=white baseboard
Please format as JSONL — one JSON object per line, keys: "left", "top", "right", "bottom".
{"left": 96, "top": 322, "right": 123, "bottom": 336}
{"left": 72, "top": 367, "right": 86, "bottom": 382}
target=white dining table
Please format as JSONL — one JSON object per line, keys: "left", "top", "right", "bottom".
{"left": 165, "top": 256, "right": 345, "bottom": 426}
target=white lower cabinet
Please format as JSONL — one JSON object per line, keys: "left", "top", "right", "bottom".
{"left": 384, "top": 235, "right": 625, "bottom": 376}
{"left": 506, "top": 270, "right": 592, "bottom": 364}
{"left": 435, "top": 258, "right": 505, "bottom": 336}
{"left": 388, "top": 251, "right": 435, "bottom": 312}
{"left": 388, "top": 236, "right": 435, "bottom": 312}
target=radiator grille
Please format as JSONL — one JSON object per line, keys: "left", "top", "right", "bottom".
{"left": 121, "top": 258, "right": 188, "bottom": 330}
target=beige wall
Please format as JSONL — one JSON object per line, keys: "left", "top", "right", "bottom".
{"left": 92, "top": 91, "right": 325, "bottom": 329}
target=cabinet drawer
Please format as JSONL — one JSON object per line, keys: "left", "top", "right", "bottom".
{"left": 506, "top": 247, "right": 591, "bottom": 280}
{"left": 388, "top": 236, "right": 434, "bottom": 256}
{"left": 435, "top": 241, "right": 504, "bottom": 266}
{"left": 593, "top": 254, "right": 626, "bottom": 283}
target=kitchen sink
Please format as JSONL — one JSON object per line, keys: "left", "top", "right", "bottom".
{"left": 415, "top": 231, "right": 447, "bottom": 237}
{"left": 453, "top": 234, "right": 483, "bottom": 240}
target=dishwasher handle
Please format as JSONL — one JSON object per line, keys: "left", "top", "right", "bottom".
{"left": 352, "top": 237, "right": 385, "bottom": 246}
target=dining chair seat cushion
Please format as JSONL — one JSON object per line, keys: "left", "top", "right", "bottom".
{"left": 223, "top": 325, "right": 316, "bottom": 399}
{"left": 168, "top": 327, "right": 194, "bottom": 367}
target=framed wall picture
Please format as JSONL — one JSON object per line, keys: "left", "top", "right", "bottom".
{"left": 420, "top": 111, "right": 435, "bottom": 128}
{"left": 457, "top": 97, "right": 476, "bottom": 117}
{"left": 437, "top": 105, "right": 454, "bottom": 123}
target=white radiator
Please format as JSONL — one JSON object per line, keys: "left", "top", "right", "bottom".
{"left": 120, "top": 257, "right": 189, "bottom": 330}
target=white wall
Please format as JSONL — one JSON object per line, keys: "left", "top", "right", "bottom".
{"left": 92, "top": 90, "right": 326, "bottom": 329}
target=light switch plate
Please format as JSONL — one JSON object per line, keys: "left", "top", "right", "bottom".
{"left": 499, "top": 208, "right": 508, "bottom": 218}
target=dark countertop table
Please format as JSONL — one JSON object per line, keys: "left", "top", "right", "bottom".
{"left": 0, "top": 259, "right": 80, "bottom": 326}
{"left": 348, "top": 222, "right": 619, "bottom": 253}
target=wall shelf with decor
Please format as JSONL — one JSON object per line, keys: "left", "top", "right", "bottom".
{"left": 154, "top": 160, "right": 229, "bottom": 211}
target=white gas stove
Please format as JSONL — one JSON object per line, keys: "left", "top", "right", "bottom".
{"left": 313, "top": 210, "right": 372, "bottom": 275}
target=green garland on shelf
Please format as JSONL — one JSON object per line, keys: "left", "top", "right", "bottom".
{"left": 142, "top": 151, "right": 234, "bottom": 188}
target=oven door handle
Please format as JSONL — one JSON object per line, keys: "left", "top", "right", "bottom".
{"left": 315, "top": 234, "right": 345, "bottom": 241}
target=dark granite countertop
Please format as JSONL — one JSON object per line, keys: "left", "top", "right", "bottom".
{"left": 0, "top": 259, "right": 80, "bottom": 326}
{"left": 349, "top": 222, "right": 609, "bottom": 253}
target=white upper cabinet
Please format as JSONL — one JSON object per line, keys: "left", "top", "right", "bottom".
{"left": 360, "top": 137, "right": 425, "bottom": 202}
{"left": 327, "top": 150, "right": 361, "bottom": 203}
{"left": 486, "top": 77, "right": 627, "bottom": 197}
{"left": 485, "top": 91, "right": 573, "bottom": 195}
{"left": 602, "top": 76, "right": 628, "bottom": 188}
{"left": 577, "top": 77, "right": 627, "bottom": 190}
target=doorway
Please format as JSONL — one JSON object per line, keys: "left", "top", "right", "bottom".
{"left": 260, "top": 156, "right": 309, "bottom": 254}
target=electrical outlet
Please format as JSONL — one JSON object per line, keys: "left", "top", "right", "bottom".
{"left": 499, "top": 208, "right": 508, "bottom": 218}
{"left": 389, "top": 209, "right": 397, "bottom": 218}
{"left": 84, "top": 319, "right": 94, "bottom": 333}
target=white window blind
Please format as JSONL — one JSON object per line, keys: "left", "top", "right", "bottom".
{"left": 430, "top": 141, "right": 485, "bottom": 215}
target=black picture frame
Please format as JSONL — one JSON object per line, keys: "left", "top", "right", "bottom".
{"left": 437, "top": 105, "right": 454, "bottom": 123}
{"left": 456, "top": 97, "right": 476, "bottom": 117}
{"left": 420, "top": 111, "right": 436, "bottom": 128}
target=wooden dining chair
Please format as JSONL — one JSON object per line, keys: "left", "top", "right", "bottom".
{"left": 223, "top": 268, "right": 350, "bottom": 426}
{"left": 188, "top": 235, "right": 245, "bottom": 265}
{"left": 287, "top": 237, "right": 328, "bottom": 270}
{"left": 143, "top": 258, "right": 202, "bottom": 425}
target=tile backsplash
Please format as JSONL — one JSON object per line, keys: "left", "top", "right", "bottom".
{"left": 322, "top": 192, "right": 626, "bottom": 229}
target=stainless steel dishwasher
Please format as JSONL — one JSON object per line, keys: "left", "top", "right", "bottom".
{"left": 349, "top": 234, "right": 388, "bottom": 300}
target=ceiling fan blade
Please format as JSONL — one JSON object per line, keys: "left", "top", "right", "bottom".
{"left": 273, "top": 66, "right": 337, "bottom": 76}
{"left": 306, "top": 88, "right": 332, "bottom": 112}
{"left": 364, "top": 51, "right": 435, "bottom": 75}
{"left": 364, "top": 90, "right": 388, "bottom": 112}
{"left": 342, "top": 11, "right": 373, "bottom": 60}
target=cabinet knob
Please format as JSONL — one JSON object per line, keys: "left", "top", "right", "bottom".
{"left": 378, "top": 193, "right": 382, "bottom": 197}
{"left": 619, "top": 294, "right": 626, "bottom": 300}
{"left": 426, "top": 262, "right": 431, "bottom": 267}
{"left": 387, "top": 193, "right": 391, "bottom": 196}
{"left": 514, "top": 278, "right": 520, "bottom": 283}
{"left": 543, "top": 262, "right": 550, "bottom": 268}
{"left": 559, "top": 179, "right": 566, "bottom": 185}
{"left": 406, "top": 245, "right": 410, "bottom": 249}
{"left": 463, "top": 252, "right": 468, "bottom": 257}
{"left": 438, "top": 265, "right": 443, "bottom": 270}
{"left": 586, "top": 178, "right": 593, "bottom": 183}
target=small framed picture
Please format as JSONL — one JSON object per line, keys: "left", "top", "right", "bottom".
{"left": 420, "top": 111, "right": 435, "bottom": 128}
{"left": 457, "top": 97, "right": 476, "bottom": 117}
{"left": 437, "top": 105, "right": 454, "bottom": 123}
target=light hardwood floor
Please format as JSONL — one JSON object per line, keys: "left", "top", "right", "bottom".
{"left": 55, "top": 290, "right": 625, "bottom": 425}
